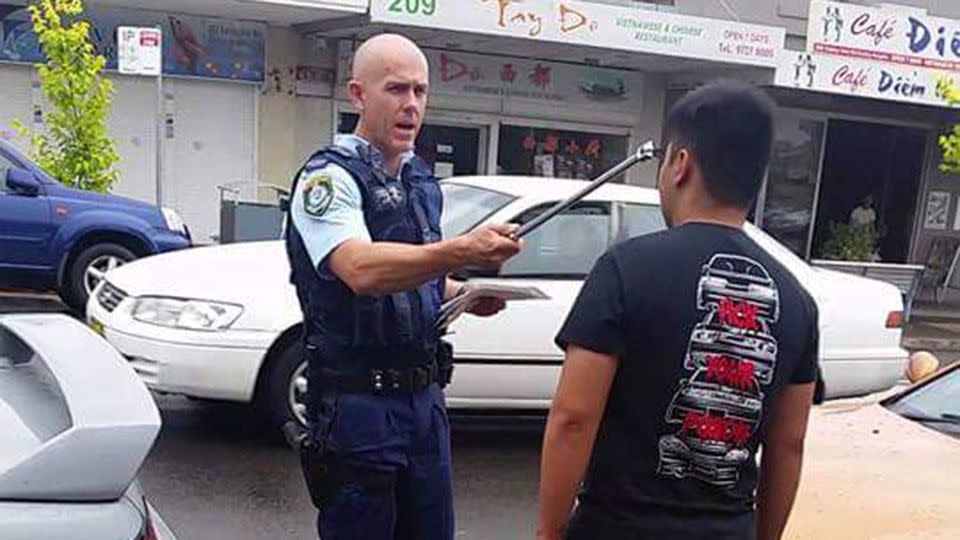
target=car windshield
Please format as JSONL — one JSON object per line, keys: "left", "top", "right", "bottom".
{"left": 440, "top": 183, "right": 515, "bottom": 238}
{"left": 886, "top": 366, "right": 960, "bottom": 428}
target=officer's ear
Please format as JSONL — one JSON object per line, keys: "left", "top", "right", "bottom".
{"left": 348, "top": 79, "right": 365, "bottom": 112}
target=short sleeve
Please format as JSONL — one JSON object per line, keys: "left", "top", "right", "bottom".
{"left": 790, "top": 298, "right": 819, "bottom": 385}
{"left": 554, "top": 252, "right": 627, "bottom": 358}
{"left": 290, "top": 163, "right": 371, "bottom": 269}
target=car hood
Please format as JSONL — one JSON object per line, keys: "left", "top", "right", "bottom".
{"left": 104, "top": 241, "right": 299, "bottom": 330}
{"left": 786, "top": 392, "right": 960, "bottom": 540}
{"left": 49, "top": 183, "right": 165, "bottom": 223}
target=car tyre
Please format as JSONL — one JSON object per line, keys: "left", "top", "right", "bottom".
{"left": 261, "top": 338, "right": 308, "bottom": 436}
{"left": 63, "top": 243, "right": 136, "bottom": 314}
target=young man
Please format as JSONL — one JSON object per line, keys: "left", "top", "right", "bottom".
{"left": 537, "top": 80, "right": 818, "bottom": 540}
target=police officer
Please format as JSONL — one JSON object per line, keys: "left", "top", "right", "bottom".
{"left": 285, "top": 34, "right": 521, "bottom": 540}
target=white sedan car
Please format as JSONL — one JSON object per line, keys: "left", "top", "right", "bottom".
{"left": 87, "top": 177, "right": 908, "bottom": 432}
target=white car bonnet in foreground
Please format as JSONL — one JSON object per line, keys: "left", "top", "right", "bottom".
{"left": 0, "top": 314, "right": 160, "bottom": 501}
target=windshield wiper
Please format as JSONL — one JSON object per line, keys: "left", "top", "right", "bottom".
{"left": 900, "top": 412, "right": 960, "bottom": 425}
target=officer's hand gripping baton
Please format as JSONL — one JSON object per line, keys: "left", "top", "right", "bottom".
{"left": 511, "top": 140, "right": 659, "bottom": 240}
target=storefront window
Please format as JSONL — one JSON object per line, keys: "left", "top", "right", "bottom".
{"left": 811, "top": 120, "right": 926, "bottom": 264}
{"left": 496, "top": 125, "right": 627, "bottom": 180}
{"left": 338, "top": 113, "right": 483, "bottom": 177}
{"left": 762, "top": 117, "right": 825, "bottom": 258}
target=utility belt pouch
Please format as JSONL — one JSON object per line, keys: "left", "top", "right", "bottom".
{"left": 437, "top": 339, "right": 454, "bottom": 387}
{"left": 299, "top": 437, "right": 343, "bottom": 510}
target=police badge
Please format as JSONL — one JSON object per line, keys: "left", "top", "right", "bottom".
{"left": 302, "top": 172, "right": 334, "bottom": 216}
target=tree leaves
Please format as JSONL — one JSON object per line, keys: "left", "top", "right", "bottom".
{"left": 937, "top": 77, "right": 960, "bottom": 175}
{"left": 20, "top": 0, "right": 120, "bottom": 192}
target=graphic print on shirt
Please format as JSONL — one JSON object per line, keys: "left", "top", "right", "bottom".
{"left": 658, "top": 254, "right": 781, "bottom": 488}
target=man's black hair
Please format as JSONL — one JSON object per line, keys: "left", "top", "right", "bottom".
{"left": 661, "top": 80, "right": 775, "bottom": 209}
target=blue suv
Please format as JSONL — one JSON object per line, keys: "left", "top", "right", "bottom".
{"left": 0, "top": 140, "right": 191, "bottom": 312}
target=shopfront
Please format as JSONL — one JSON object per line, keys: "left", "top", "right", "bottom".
{"left": 0, "top": 3, "right": 265, "bottom": 242}
{"left": 767, "top": 1, "right": 958, "bottom": 266}
{"left": 316, "top": 0, "right": 785, "bottom": 187}
{"left": 332, "top": 42, "right": 640, "bottom": 182}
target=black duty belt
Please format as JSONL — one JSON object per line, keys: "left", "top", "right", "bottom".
{"left": 314, "top": 362, "right": 453, "bottom": 395}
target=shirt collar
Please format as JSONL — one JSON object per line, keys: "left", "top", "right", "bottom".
{"left": 334, "top": 134, "right": 415, "bottom": 176}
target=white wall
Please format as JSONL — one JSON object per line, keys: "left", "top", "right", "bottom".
{"left": 628, "top": 72, "right": 665, "bottom": 188}
{"left": 257, "top": 26, "right": 336, "bottom": 193}
{"left": 107, "top": 74, "right": 157, "bottom": 203}
{"left": 0, "top": 64, "right": 34, "bottom": 155}
{"left": 0, "top": 64, "right": 159, "bottom": 202}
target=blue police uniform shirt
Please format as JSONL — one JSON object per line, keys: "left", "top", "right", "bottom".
{"left": 290, "top": 134, "right": 415, "bottom": 269}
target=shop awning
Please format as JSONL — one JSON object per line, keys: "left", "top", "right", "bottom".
{"left": 301, "top": 0, "right": 785, "bottom": 75}
{"left": 92, "top": 0, "right": 368, "bottom": 25}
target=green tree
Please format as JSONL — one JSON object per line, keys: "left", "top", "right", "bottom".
{"left": 937, "top": 77, "right": 960, "bottom": 174}
{"left": 14, "top": 0, "right": 119, "bottom": 192}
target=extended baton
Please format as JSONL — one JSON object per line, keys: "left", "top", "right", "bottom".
{"left": 512, "top": 140, "right": 659, "bottom": 240}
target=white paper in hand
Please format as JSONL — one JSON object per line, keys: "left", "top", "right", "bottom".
{"left": 435, "top": 281, "right": 549, "bottom": 332}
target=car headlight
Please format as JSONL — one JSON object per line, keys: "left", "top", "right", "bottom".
{"left": 161, "top": 207, "right": 188, "bottom": 235}
{"left": 131, "top": 297, "right": 243, "bottom": 331}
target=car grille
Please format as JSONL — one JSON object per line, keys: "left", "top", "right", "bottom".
{"left": 97, "top": 281, "right": 129, "bottom": 312}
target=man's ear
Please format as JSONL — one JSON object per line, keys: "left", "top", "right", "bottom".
{"left": 347, "top": 79, "right": 364, "bottom": 113}
{"left": 664, "top": 147, "right": 693, "bottom": 187}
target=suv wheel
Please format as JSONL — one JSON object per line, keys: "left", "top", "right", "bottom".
{"left": 63, "top": 243, "right": 136, "bottom": 314}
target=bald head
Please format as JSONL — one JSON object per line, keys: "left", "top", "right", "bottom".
{"left": 352, "top": 33, "right": 429, "bottom": 84}
{"left": 347, "top": 33, "right": 430, "bottom": 174}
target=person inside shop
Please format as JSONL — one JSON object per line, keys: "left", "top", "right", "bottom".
{"left": 849, "top": 194, "right": 877, "bottom": 229}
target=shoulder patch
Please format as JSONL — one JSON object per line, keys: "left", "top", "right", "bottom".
{"left": 302, "top": 171, "right": 335, "bottom": 217}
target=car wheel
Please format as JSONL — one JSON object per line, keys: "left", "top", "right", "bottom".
{"left": 63, "top": 243, "right": 136, "bottom": 313}
{"left": 261, "top": 338, "right": 308, "bottom": 433}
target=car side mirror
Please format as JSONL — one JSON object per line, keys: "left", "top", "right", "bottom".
{"left": 6, "top": 168, "right": 41, "bottom": 197}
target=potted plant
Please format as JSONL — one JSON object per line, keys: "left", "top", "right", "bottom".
{"left": 820, "top": 222, "right": 880, "bottom": 262}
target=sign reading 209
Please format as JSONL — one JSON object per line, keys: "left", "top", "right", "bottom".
{"left": 388, "top": 0, "right": 437, "bottom": 16}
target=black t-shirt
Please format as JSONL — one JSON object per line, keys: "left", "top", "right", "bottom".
{"left": 555, "top": 222, "right": 818, "bottom": 539}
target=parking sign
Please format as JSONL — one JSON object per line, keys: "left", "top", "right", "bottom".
{"left": 117, "top": 26, "right": 161, "bottom": 76}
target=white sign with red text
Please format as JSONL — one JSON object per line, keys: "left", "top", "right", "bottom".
{"left": 117, "top": 26, "right": 161, "bottom": 76}
{"left": 775, "top": 49, "right": 957, "bottom": 108}
{"left": 808, "top": 0, "right": 960, "bottom": 72}
{"left": 371, "top": 0, "right": 784, "bottom": 68}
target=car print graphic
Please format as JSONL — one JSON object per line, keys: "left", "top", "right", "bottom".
{"left": 697, "top": 254, "right": 780, "bottom": 322}
{"left": 686, "top": 313, "right": 778, "bottom": 385}
{"left": 658, "top": 434, "right": 750, "bottom": 488}
{"left": 665, "top": 369, "right": 764, "bottom": 428}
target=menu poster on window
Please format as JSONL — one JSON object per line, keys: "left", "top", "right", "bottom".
{"left": 434, "top": 162, "right": 455, "bottom": 178}
{"left": 925, "top": 190, "right": 951, "bottom": 230}
{"left": 533, "top": 154, "right": 555, "bottom": 177}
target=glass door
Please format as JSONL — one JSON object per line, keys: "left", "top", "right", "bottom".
{"left": 761, "top": 115, "right": 826, "bottom": 258}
